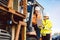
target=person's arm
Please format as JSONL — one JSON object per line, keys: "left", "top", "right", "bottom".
{"left": 44, "top": 20, "right": 52, "bottom": 29}
{"left": 37, "top": 13, "right": 43, "bottom": 29}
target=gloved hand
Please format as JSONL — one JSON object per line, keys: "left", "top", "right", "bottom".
{"left": 38, "top": 26, "right": 43, "bottom": 29}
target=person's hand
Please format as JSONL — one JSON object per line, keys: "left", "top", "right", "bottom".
{"left": 40, "top": 27, "right": 43, "bottom": 29}
{"left": 39, "top": 26, "right": 43, "bottom": 29}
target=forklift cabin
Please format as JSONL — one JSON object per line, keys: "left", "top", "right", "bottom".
{"left": 0, "top": 0, "right": 43, "bottom": 40}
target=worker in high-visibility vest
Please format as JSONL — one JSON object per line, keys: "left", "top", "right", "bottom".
{"left": 40, "top": 13, "right": 52, "bottom": 40}
{"left": 32, "top": 5, "right": 42, "bottom": 40}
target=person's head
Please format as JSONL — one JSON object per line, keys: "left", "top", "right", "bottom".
{"left": 43, "top": 16, "right": 49, "bottom": 20}
{"left": 43, "top": 13, "right": 49, "bottom": 20}
{"left": 34, "top": 6, "right": 40, "bottom": 14}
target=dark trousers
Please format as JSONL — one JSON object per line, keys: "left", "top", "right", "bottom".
{"left": 42, "top": 34, "right": 50, "bottom": 40}
{"left": 33, "top": 24, "right": 40, "bottom": 39}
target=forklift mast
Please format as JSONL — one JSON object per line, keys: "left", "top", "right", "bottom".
{"left": 26, "top": 0, "right": 38, "bottom": 40}
{"left": 27, "top": 0, "right": 35, "bottom": 31}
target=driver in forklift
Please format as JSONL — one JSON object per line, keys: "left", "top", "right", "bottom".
{"left": 32, "top": 5, "right": 42, "bottom": 40}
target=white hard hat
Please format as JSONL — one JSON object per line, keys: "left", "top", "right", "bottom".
{"left": 43, "top": 13, "right": 49, "bottom": 16}
{"left": 35, "top": 6, "right": 40, "bottom": 11}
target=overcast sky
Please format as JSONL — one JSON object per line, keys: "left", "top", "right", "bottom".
{"left": 37, "top": 0, "right": 60, "bottom": 35}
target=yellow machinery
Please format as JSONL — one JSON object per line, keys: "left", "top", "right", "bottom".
{"left": 0, "top": 0, "right": 27, "bottom": 40}
{"left": 0, "top": 0, "right": 44, "bottom": 40}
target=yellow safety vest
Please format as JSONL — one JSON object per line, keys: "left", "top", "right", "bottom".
{"left": 41, "top": 19, "right": 52, "bottom": 36}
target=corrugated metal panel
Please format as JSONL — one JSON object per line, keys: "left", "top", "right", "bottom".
{"left": 0, "top": 0, "right": 9, "bottom": 6}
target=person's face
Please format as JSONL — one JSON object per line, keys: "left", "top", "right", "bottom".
{"left": 43, "top": 16, "right": 49, "bottom": 20}
{"left": 35, "top": 10, "right": 40, "bottom": 15}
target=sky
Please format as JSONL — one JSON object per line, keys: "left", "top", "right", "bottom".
{"left": 37, "top": 0, "right": 60, "bottom": 35}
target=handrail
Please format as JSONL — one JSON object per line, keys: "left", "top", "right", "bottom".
{"left": 11, "top": 14, "right": 18, "bottom": 24}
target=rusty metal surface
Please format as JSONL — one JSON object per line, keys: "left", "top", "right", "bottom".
{"left": 0, "top": 2, "right": 26, "bottom": 19}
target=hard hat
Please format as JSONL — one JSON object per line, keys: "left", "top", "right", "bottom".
{"left": 43, "top": 13, "right": 49, "bottom": 19}
{"left": 35, "top": 6, "right": 40, "bottom": 11}
{"left": 43, "top": 13, "right": 49, "bottom": 16}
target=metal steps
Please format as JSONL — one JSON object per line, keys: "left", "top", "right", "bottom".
{"left": 0, "top": 29, "right": 11, "bottom": 40}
